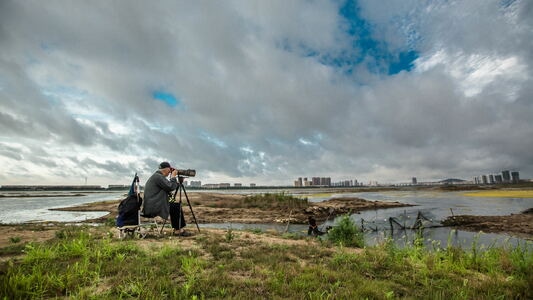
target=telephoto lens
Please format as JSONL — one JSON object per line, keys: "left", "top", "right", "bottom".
{"left": 177, "top": 169, "right": 196, "bottom": 177}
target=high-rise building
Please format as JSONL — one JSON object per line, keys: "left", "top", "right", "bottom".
{"left": 412, "top": 177, "right": 417, "bottom": 185}
{"left": 502, "top": 170, "right": 511, "bottom": 183}
{"left": 489, "top": 174, "right": 495, "bottom": 184}
{"left": 481, "top": 175, "right": 488, "bottom": 184}
{"left": 511, "top": 171, "right": 520, "bottom": 183}
{"left": 495, "top": 175, "right": 503, "bottom": 183}
{"left": 189, "top": 181, "right": 202, "bottom": 187}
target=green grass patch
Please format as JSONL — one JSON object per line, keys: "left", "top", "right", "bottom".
{"left": 0, "top": 226, "right": 531, "bottom": 299}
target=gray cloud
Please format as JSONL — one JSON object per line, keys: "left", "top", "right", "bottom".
{"left": 0, "top": 0, "right": 531, "bottom": 186}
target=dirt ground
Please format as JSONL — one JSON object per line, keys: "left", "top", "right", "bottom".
{"left": 1, "top": 192, "right": 532, "bottom": 250}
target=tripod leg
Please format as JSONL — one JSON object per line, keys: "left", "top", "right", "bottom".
{"left": 160, "top": 219, "right": 166, "bottom": 235}
{"left": 181, "top": 184, "right": 201, "bottom": 232}
{"left": 178, "top": 184, "right": 183, "bottom": 233}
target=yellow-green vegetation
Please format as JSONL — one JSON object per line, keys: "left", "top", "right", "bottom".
{"left": 244, "top": 192, "right": 309, "bottom": 209}
{"left": 206, "top": 192, "right": 309, "bottom": 209}
{"left": 1, "top": 225, "right": 532, "bottom": 299}
{"left": 305, "top": 192, "right": 334, "bottom": 198}
{"left": 464, "top": 189, "right": 533, "bottom": 198}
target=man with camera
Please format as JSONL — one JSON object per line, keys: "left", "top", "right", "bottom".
{"left": 143, "top": 161, "right": 188, "bottom": 235}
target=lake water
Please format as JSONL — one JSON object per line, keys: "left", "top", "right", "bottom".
{"left": 1, "top": 189, "right": 531, "bottom": 249}
{"left": 0, "top": 191, "right": 125, "bottom": 223}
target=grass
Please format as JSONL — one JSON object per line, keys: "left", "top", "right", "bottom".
{"left": 463, "top": 189, "right": 533, "bottom": 198}
{"left": 205, "top": 192, "right": 309, "bottom": 209}
{"left": 0, "top": 225, "right": 532, "bottom": 299}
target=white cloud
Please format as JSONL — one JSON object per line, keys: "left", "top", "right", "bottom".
{"left": 415, "top": 50, "right": 527, "bottom": 98}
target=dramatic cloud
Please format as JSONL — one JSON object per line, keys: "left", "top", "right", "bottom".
{"left": 0, "top": 0, "right": 531, "bottom": 186}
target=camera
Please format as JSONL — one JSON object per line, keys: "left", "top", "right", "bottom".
{"left": 172, "top": 168, "right": 196, "bottom": 177}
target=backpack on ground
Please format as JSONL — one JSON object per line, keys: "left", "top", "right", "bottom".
{"left": 116, "top": 194, "right": 143, "bottom": 227}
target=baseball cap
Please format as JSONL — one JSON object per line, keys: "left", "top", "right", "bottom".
{"left": 159, "top": 161, "right": 172, "bottom": 169}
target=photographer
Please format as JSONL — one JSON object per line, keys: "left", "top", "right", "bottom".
{"left": 143, "top": 161, "right": 187, "bottom": 235}
{"left": 308, "top": 216, "right": 326, "bottom": 236}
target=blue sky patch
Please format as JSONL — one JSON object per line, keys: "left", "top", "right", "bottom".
{"left": 152, "top": 90, "right": 180, "bottom": 107}
{"left": 278, "top": 0, "right": 418, "bottom": 76}
{"left": 277, "top": 0, "right": 420, "bottom": 76}
{"left": 338, "top": 0, "right": 419, "bottom": 75}
{"left": 388, "top": 50, "right": 418, "bottom": 75}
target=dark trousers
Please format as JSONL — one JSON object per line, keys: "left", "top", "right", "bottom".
{"left": 308, "top": 226, "right": 325, "bottom": 236}
{"left": 169, "top": 202, "right": 186, "bottom": 230}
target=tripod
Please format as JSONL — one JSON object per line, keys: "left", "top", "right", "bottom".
{"left": 171, "top": 176, "right": 200, "bottom": 233}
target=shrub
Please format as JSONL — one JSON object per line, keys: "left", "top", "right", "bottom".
{"left": 328, "top": 215, "right": 364, "bottom": 248}
{"left": 9, "top": 236, "right": 21, "bottom": 244}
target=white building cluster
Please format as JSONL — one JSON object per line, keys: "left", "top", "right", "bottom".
{"left": 473, "top": 170, "right": 520, "bottom": 184}
{"left": 293, "top": 177, "right": 360, "bottom": 187}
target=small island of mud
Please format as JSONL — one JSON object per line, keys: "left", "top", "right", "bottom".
{"left": 442, "top": 208, "right": 533, "bottom": 239}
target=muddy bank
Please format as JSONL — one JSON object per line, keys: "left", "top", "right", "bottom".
{"left": 442, "top": 208, "right": 533, "bottom": 239}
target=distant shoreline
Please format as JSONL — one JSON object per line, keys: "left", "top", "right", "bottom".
{"left": 1, "top": 181, "right": 532, "bottom": 193}
{"left": 0, "top": 193, "right": 88, "bottom": 198}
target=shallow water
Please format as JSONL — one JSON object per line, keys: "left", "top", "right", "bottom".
{"left": 0, "top": 191, "right": 124, "bottom": 223}
{"left": 314, "top": 190, "right": 532, "bottom": 247}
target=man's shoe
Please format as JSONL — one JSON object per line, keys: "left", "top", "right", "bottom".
{"left": 173, "top": 230, "right": 193, "bottom": 237}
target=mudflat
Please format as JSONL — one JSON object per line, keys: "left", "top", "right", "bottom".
{"left": 2, "top": 189, "right": 532, "bottom": 250}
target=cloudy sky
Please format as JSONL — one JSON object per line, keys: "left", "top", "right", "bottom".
{"left": 1, "top": 0, "right": 532, "bottom": 186}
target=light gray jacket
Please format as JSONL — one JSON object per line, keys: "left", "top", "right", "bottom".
{"left": 142, "top": 170, "right": 178, "bottom": 219}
